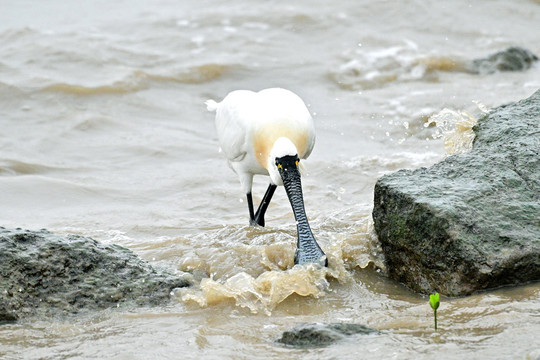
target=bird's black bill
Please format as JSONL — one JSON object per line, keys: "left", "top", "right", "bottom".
{"left": 277, "top": 155, "right": 327, "bottom": 267}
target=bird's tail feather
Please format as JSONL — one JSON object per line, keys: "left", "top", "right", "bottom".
{"left": 205, "top": 99, "right": 219, "bottom": 112}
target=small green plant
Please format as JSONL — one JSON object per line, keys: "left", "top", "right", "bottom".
{"left": 429, "top": 293, "right": 440, "bottom": 331}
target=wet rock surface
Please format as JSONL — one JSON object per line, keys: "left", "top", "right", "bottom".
{"left": 373, "top": 89, "right": 540, "bottom": 296}
{"left": 466, "top": 46, "right": 538, "bottom": 75}
{"left": 277, "top": 322, "right": 379, "bottom": 348}
{"left": 0, "top": 227, "right": 190, "bottom": 322}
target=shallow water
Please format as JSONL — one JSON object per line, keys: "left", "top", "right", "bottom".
{"left": 1, "top": 0, "right": 539, "bottom": 359}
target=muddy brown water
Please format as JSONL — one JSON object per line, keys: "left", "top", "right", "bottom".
{"left": 1, "top": 1, "right": 539, "bottom": 359}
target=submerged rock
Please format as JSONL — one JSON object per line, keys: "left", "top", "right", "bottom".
{"left": 277, "top": 322, "right": 379, "bottom": 348}
{"left": 466, "top": 46, "right": 538, "bottom": 75}
{"left": 372, "top": 89, "right": 540, "bottom": 296}
{"left": 0, "top": 228, "right": 190, "bottom": 322}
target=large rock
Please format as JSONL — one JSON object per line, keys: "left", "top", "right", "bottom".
{"left": 0, "top": 228, "right": 190, "bottom": 322}
{"left": 277, "top": 323, "right": 379, "bottom": 348}
{"left": 372, "top": 89, "right": 540, "bottom": 296}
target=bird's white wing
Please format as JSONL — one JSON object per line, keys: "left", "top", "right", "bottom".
{"left": 210, "top": 90, "right": 257, "bottom": 163}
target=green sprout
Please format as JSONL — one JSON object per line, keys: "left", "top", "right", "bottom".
{"left": 429, "top": 293, "right": 440, "bottom": 331}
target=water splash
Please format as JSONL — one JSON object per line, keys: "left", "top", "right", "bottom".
{"left": 329, "top": 41, "right": 466, "bottom": 90}
{"left": 172, "top": 211, "right": 382, "bottom": 315}
{"left": 178, "top": 263, "right": 329, "bottom": 315}
{"left": 425, "top": 107, "right": 480, "bottom": 155}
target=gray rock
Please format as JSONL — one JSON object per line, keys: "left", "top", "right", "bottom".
{"left": 372, "top": 89, "right": 540, "bottom": 296}
{"left": 277, "top": 323, "right": 379, "bottom": 348}
{"left": 467, "top": 46, "right": 538, "bottom": 75}
{"left": 0, "top": 228, "right": 190, "bottom": 322}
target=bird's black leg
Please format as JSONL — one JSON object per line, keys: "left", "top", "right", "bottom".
{"left": 254, "top": 184, "right": 277, "bottom": 227}
{"left": 247, "top": 192, "right": 257, "bottom": 226}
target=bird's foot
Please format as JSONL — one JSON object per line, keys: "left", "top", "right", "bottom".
{"left": 249, "top": 214, "right": 265, "bottom": 227}
{"left": 249, "top": 218, "right": 265, "bottom": 227}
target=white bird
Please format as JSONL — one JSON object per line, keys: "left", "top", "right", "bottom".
{"left": 206, "top": 88, "right": 327, "bottom": 266}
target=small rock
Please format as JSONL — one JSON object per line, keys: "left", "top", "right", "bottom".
{"left": 277, "top": 323, "right": 379, "bottom": 348}
{"left": 466, "top": 46, "right": 538, "bottom": 75}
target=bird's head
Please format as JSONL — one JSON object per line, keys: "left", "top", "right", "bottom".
{"left": 268, "top": 137, "right": 301, "bottom": 186}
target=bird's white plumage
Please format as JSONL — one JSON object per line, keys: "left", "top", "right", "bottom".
{"left": 207, "top": 88, "right": 315, "bottom": 193}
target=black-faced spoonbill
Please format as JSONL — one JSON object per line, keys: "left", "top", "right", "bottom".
{"left": 206, "top": 88, "right": 327, "bottom": 267}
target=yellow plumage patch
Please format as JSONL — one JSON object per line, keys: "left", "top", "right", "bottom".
{"left": 253, "top": 123, "right": 308, "bottom": 169}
